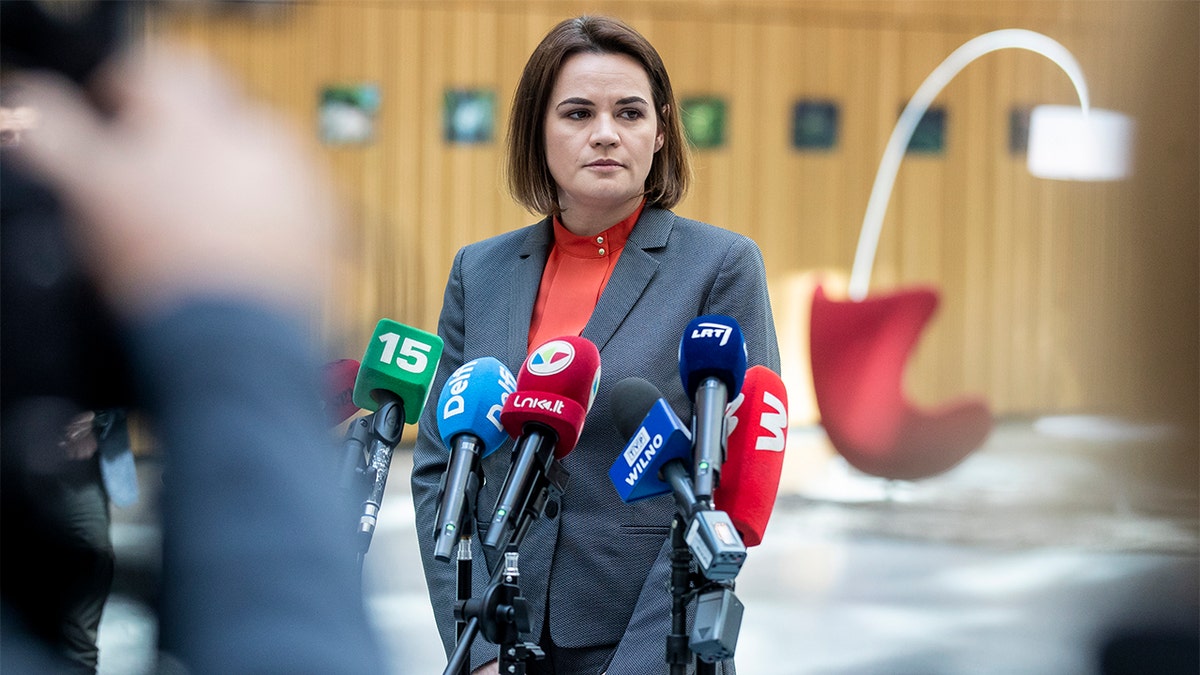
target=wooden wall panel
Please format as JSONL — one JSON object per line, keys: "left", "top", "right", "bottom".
{"left": 143, "top": 0, "right": 1197, "bottom": 425}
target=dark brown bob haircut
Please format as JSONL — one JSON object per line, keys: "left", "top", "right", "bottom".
{"left": 506, "top": 15, "right": 692, "bottom": 217}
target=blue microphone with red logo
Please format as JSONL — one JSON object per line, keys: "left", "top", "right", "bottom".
{"left": 679, "top": 315, "right": 747, "bottom": 502}
{"left": 483, "top": 336, "right": 601, "bottom": 551}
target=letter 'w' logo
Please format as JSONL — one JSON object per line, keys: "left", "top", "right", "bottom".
{"left": 756, "top": 392, "right": 787, "bottom": 452}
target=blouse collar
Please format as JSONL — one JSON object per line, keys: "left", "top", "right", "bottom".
{"left": 551, "top": 199, "right": 646, "bottom": 259}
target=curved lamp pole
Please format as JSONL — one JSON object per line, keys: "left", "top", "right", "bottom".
{"left": 847, "top": 29, "right": 1092, "bottom": 301}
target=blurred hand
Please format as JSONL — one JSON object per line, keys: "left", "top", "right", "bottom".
{"left": 12, "top": 43, "right": 338, "bottom": 319}
{"left": 59, "top": 411, "right": 97, "bottom": 461}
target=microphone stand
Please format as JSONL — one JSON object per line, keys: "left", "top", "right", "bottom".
{"left": 661, "top": 463, "right": 741, "bottom": 674}
{"left": 667, "top": 513, "right": 691, "bottom": 675}
{"left": 445, "top": 545, "right": 539, "bottom": 675}
{"left": 443, "top": 444, "right": 568, "bottom": 675}
{"left": 668, "top": 510, "right": 736, "bottom": 675}
{"left": 453, "top": 469, "right": 481, "bottom": 675}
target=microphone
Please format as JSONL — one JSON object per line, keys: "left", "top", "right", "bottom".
{"left": 432, "top": 357, "right": 517, "bottom": 562}
{"left": 607, "top": 377, "right": 692, "bottom": 503}
{"left": 714, "top": 365, "right": 789, "bottom": 547}
{"left": 321, "top": 358, "right": 361, "bottom": 426}
{"left": 351, "top": 319, "right": 444, "bottom": 552}
{"left": 679, "top": 315, "right": 747, "bottom": 502}
{"left": 609, "top": 377, "right": 746, "bottom": 581}
{"left": 483, "top": 336, "right": 601, "bottom": 552}
{"left": 353, "top": 319, "right": 444, "bottom": 421}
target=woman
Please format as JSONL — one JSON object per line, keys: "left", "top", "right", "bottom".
{"left": 412, "top": 15, "right": 779, "bottom": 675}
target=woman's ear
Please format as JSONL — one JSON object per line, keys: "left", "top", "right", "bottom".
{"left": 656, "top": 105, "right": 668, "bottom": 152}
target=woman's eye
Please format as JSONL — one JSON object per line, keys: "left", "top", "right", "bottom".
{"left": 566, "top": 110, "right": 590, "bottom": 120}
{"left": 619, "top": 109, "right": 644, "bottom": 120}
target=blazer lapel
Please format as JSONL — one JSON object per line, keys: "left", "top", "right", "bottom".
{"left": 582, "top": 208, "right": 675, "bottom": 354}
{"left": 508, "top": 217, "right": 554, "bottom": 367}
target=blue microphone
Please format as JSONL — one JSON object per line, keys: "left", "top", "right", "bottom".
{"left": 433, "top": 357, "right": 516, "bottom": 561}
{"left": 679, "top": 315, "right": 747, "bottom": 502}
{"left": 609, "top": 379, "right": 692, "bottom": 502}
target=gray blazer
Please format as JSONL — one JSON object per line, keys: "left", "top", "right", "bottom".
{"left": 411, "top": 207, "right": 780, "bottom": 674}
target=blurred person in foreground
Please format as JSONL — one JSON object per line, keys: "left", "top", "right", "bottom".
{"left": 2, "top": 75, "right": 138, "bottom": 674}
{"left": 11, "top": 406, "right": 136, "bottom": 674}
{"left": 411, "top": 15, "right": 779, "bottom": 675}
{"left": 1, "top": 31, "right": 388, "bottom": 675}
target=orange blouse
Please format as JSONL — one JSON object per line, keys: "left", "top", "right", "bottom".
{"left": 527, "top": 200, "right": 646, "bottom": 351}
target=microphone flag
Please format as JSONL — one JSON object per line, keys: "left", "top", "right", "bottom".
{"left": 353, "top": 319, "right": 444, "bottom": 423}
{"left": 608, "top": 380, "right": 693, "bottom": 503}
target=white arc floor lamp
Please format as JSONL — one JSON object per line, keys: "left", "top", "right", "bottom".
{"left": 810, "top": 29, "right": 1135, "bottom": 482}
{"left": 847, "top": 28, "right": 1135, "bottom": 301}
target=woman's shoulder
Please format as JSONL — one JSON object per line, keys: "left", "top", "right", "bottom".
{"left": 461, "top": 221, "right": 543, "bottom": 250}
{"left": 454, "top": 219, "right": 550, "bottom": 263}
{"left": 647, "top": 208, "right": 761, "bottom": 250}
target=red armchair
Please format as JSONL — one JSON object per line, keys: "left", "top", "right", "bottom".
{"left": 809, "top": 285, "right": 993, "bottom": 480}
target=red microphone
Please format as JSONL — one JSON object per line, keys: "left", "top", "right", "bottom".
{"left": 321, "top": 359, "right": 361, "bottom": 426}
{"left": 485, "top": 336, "right": 601, "bottom": 550}
{"left": 499, "top": 336, "right": 601, "bottom": 455}
{"left": 715, "top": 365, "right": 788, "bottom": 547}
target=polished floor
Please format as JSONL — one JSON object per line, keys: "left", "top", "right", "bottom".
{"left": 100, "top": 418, "right": 1198, "bottom": 674}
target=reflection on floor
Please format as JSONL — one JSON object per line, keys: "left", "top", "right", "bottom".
{"left": 100, "top": 419, "right": 1198, "bottom": 674}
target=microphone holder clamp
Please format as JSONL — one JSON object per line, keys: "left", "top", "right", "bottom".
{"left": 337, "top": 397, "right": 404, "bottom": 559}
{"left": 444, "top": 446, "right": 565, "bottom": 674}
{"left": 668, "top": 512, "right": 744, "bottom": 675}
{"left": 451, "top": 551, "right": 545, "bottom": 675}
{"left": 690, "top": 585, "right": 744, "bottom": 664}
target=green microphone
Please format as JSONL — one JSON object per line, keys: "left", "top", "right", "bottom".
{"left": 349, "top": 319, "right": 443, "bottom": 555}
{"left": 353, "top": 319, "right": 444, "bottom": 424}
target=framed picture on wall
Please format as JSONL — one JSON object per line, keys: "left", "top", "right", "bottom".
{"left": 792, "top": 99, "right": 839, "bottom": 150}
{"left": 319, "top": 84, "right": 380, "bottom": 145}
{"left": 905, "top": 106, "right": 947, "bottom": 154}
{"left": 444, "top": 89, "right": 495, "bottom": 144}
{"left": 681, "top": 96, "right": 727, "bottom": 149}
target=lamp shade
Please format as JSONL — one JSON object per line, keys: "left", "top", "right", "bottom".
{"left": 1027, "top": 105, "right": 1135, "bottom": 181}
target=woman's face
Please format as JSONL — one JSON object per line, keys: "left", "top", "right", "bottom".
{"left": 543, "top": 51, "right": 664, "bottom": 226}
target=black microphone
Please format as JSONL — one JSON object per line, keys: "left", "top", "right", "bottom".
{"left": 610, "top": 377, "right": 746, "bottom": 581}
{"left": 432, "top": 357, "right": 516, "bottom": 562}
{"left": 678, "top": 315, "right": 747, "bottom": 502}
